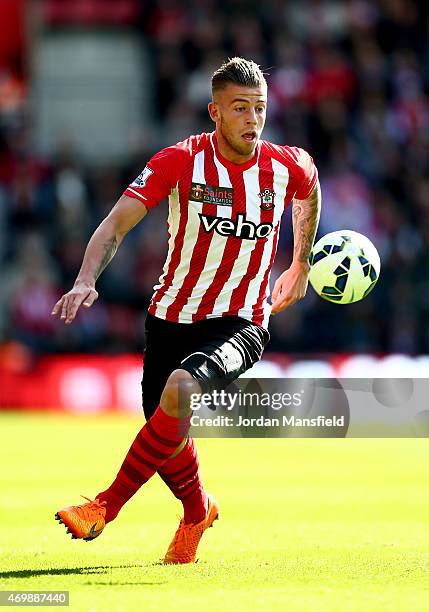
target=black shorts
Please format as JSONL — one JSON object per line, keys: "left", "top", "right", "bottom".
{"left": 141, "top": 313, "right": 270, "bottom": 419}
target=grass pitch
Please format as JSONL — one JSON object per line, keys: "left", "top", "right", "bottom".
{"left": 1, "top": 413, "right": 429, "bottom": 611}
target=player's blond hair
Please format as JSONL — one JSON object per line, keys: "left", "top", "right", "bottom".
{"left": 211, "top": 57, "right": 267, "bottom": 94}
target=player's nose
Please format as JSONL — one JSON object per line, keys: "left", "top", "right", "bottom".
{"left": 246, "top": 109, "right": 258, "bottom": 125}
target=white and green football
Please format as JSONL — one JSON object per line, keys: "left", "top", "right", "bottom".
{"left": 308, "top": 230, "right": 380, "bottom": 304}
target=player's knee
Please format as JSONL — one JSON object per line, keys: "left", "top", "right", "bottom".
{"left": 181, "top": 351, "right": 226, "bottom": 382}
{"left": 160, "top": 369, "right": 200, "bottom": 417}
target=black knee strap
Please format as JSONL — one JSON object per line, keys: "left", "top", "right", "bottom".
{"left": 180, "top": 351, "right": 224, "bottom": 384}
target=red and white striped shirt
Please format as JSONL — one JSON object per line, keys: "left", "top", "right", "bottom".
{"left": 124, "top": 132, "right": 317, "bottom": 329}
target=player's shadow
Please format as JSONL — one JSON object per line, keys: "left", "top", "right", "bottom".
{"left": 0, "top": 565, "right": 151, "bottom": 580}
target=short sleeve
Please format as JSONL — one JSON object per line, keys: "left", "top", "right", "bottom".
{"left": 292, "top": 147, "right": 318, "bottom": 199}
{"left": 123, "top": 145, "right": 184, "bottom": 210}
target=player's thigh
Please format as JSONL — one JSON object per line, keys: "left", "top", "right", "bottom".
{"left": 142, "top": 314, "right": 192, "bottom": 419}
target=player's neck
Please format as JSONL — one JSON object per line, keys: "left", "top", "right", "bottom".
{"left": 214, "top": 131, "right": 258, "bottom": 165}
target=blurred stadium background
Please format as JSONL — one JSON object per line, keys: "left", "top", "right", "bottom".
{"left": 1, "top": 0, "right": 428, "bottom": 412}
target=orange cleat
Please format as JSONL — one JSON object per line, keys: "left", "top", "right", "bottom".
{"left": 163, "top": 494, "right": 219, "bottom": 564}
{"left": 55, "top": 496, "right": 106, "bottom": 541}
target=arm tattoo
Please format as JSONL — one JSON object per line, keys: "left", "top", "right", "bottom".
{"left": 95, "top": 236, "right": 118, "bottom": 280}
{"left": 292, "top": 182, "right": 321, "bottom": 264}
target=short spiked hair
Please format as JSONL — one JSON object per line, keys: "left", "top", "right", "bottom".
{"left": 211, "top": 57, "right": 267, "bottom": 95}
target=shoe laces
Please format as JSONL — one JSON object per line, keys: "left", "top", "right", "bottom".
{"left": 170, "top": 518, "right": 204, "bottom": 559}
{"left": 74, "top": 496, "right": 107, "bottom": 521}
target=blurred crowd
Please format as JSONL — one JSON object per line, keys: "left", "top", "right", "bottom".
{"left": 0, "top": 0, "right": 428, "bottom": 356}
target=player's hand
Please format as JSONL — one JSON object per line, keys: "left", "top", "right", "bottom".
{"left": 51, "top": 282, "right": 99, "bottom": 324}
{"left": 271, "top": 262, "right": 309, "bottom": 314}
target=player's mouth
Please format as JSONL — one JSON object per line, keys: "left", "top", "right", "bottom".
{"left": 241, "top": 131, "right": 257, "bottom": 143}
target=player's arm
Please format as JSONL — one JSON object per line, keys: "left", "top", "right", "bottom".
{"left": 51, "top": 195, "right": 147, "bottom": 324}
{"left": 271, "top": 180, "right": 321, "bottom": 314}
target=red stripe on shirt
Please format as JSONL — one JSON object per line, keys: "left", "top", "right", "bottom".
{"left": 228, "top": 152, "right": 276, "bottom": 316}
{"left": 165, "top": 147, "right": 219, "bottom": 322}
{"left": 251, "top": 158, "right": 297, "bottom": 324}
{"left": 252, "top": 226, "right": 280, "bottom": 325}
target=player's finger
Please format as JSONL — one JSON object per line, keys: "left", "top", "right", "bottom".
{"left": 82, "top": 289, "right": 99, "bottom": 308}
{"left": 271, "top": 294, "right": 294, "bottom": 313}
{"left": 60, "top": 296, "right": 69, "bottom": 321}
{"left": 272, "top": 302, "right": 289, "bottom": 314}
{"left": 272, "top": 286, "right": 289, "bottom": 307}
{"left": 271, "top": 281, "right": 282, "bottom": 302}
{"left": 51, "top": 297, "right": 64, "bottom": 316}
{"left": 66, "top": 295, "right": 83, "bottom": 322}
{"left": 65, "top": 293, "right": 88, "bottom": 323}
{"left": 271, "top": 299, "right": 284, "bottom": 314}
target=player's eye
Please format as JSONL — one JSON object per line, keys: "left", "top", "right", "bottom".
{"left": 256, "top": 106, "right": 265, "bottom": 113}
{"left": 235, "top": 106, "right": 245, "bottom": 112}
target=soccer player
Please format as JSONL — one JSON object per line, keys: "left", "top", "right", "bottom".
{"left": 51, "top": 57, "right": 321, "bottom": 564}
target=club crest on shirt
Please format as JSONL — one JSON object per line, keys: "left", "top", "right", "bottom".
{"left": 189, "top": 182, "right": 233, "bottom": 206}
{"left": 258, "top": 187, "right": 275, "bottom": 210}
{"left": 190, "top": 183, "right": 204, "bottom": 201}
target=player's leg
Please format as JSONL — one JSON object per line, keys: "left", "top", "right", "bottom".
{"left": 140, "top": 315, "right": 210, "bottom": 525}
{"left": 55, "top": 370, "right": 199, "bottom": 541}
{"left": 55, "top": 314, "right": 193, "bottom": 540}
{"left": 55, "top": 315, "right": 269, "bottom": 552}
{"left": 162, "top": 317, "right": 270, "bottom": 563}
{"left": 157, "top": 437, "right": 207, "bottom": 524}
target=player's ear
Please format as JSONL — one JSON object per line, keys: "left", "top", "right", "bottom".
{"left": 208, "top": 101, "right": 219, "bottom": 123}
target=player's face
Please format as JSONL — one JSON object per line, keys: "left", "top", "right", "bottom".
{"left": 208, "top": 83, "right": 267, "bottom": 163}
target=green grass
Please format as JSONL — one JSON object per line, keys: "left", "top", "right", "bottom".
{"left": 1, "top": 413, "right": 429, "bottom": 611}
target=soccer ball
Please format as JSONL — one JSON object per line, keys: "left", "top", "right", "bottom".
{"left": 308, "top": 230, "right": 380, "bottom": 304}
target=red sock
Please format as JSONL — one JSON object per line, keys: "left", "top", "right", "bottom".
{"left": 96, "top": 406, "right": 189, "bottom": 523}
{"left": 158, "top": 437, "right": 208, "bottom": 524}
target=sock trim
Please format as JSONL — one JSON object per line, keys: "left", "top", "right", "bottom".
{"left": 146, "top": 419, "right": 182, "bottom": 448}
{"left": 134, "top": 435, "right": 172, "bottom": 461}
{"left": 127, "top": 448, "right": 158, "bottom": 472}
